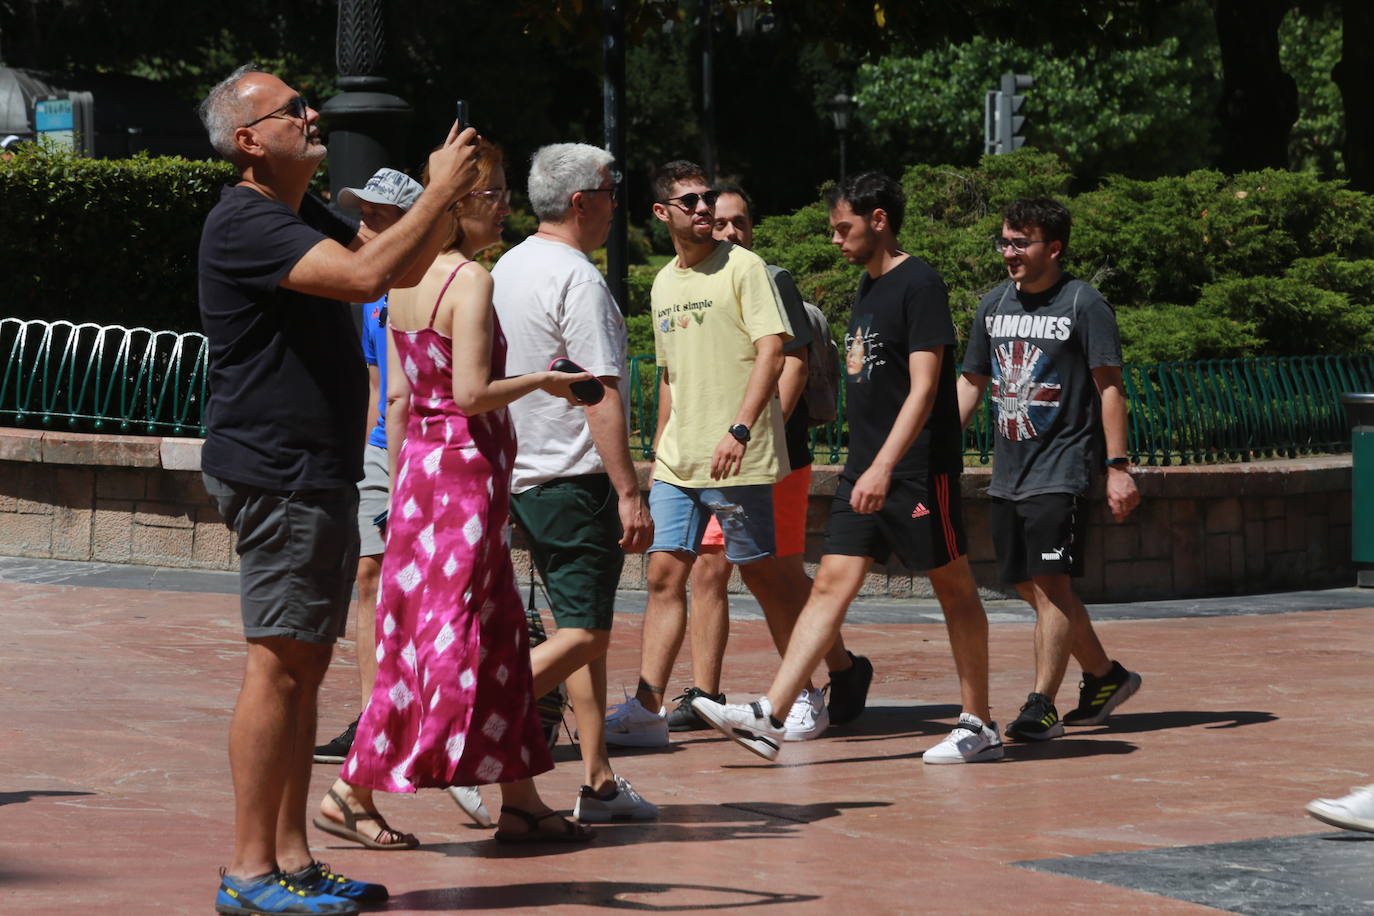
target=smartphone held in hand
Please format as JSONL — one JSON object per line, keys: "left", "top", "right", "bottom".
{"left": 548, "top": 358, "right": 605, "bottom": 405}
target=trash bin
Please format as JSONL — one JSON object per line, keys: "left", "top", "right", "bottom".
{"left": 1341, "top": 393, "right": 1374, "bottom": 587}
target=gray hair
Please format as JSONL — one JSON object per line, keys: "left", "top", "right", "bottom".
{"left": 527, "top": 143, "right": 615, "bottom": 223}
{"left": 198, "top": 64, "right": 263, "bottom": 162}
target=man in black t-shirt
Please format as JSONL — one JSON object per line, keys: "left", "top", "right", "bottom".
{"left": 196, "top": 64, "right": 479, "bottom": 914}
{"left": 959, "top": 197, "right": 1143, "bottom": 745}
{"left": 692, "top": 172, "right": 999, "bottom": 765}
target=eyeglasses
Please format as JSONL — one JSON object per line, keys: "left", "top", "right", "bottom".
{"left": 659, "top": 189, "right": 721, "bottom": 211}
{"left": 992, "top": 236, "right": 1052, "bottom": 255}
{"left": 577, "top": 187, "right": 618, "bottom": 202}
{"left": 241, "top": 95, "right": 309, "bottom": 129}
{"left": 468, "top": 188, "right": 512, "bottom": 204}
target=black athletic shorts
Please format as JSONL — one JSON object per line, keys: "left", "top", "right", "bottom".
{"left": 990, "top": 493, "right": 1087, "bottom": 584}
{"left": 824, "top": 472, "right": 965, "bottom": 571}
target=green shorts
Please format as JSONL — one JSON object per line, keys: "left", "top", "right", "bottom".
{"left": 509, "top": 473, "right": 623, "bottom": 631}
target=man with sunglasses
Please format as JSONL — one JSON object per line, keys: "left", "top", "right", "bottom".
{"left": 958, "top": 197, "right": 1143, "bottom": 744}
{"left": 603, "top": 160, "right": 799, "bottom": 747}
{"left": 196, "top": 64, "right": 478, "bottom": 915}
{"left": 490, "top": 142, "right": 658, "bottom": 822}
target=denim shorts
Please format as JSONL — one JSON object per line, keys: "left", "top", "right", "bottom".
{"left": 648, "top": 480, "right": 775, "bottom": 564}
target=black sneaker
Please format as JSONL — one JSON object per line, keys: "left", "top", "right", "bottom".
{"left": 826, "top": 652, "right": 873, "bottom": 725}
{"left": 667, "top": 687, "right": 724, "bottom": 732}
{"left": 1063, "top": 660, "right": 1142, "bottom": 726}
{"left": 1004, "top": 692, "right": 1065, "bottom": 742}
{"left": 313, "top": 717, "right": 358, "bottom": 764}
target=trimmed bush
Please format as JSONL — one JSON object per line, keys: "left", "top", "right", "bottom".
{"left": 2, "top": 147, "right": 234, "bottom": 331}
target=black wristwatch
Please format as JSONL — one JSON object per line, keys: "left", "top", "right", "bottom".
{"left": 728, "top": 423, "right": 751, "bottom": 444}
{"left": 1105, "top": 456, "right": 1130, "bottom": 470}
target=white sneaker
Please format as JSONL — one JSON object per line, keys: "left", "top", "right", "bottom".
{"left": 573, "top": 775, "right": 659, "bottom": 822}
{"left": 446, "top": 785, "right": 493, "bottom": 826}
{"left": 1306, "top": 784, "right": 1374, "bottom": 833}
{"left": 923, "top": 713, "right": 1005, "bottom": 765}
{"left": 691, "top": 695, "right": 784, "bottom": 761}
{"left": 783, "top": 687, "right": 830, "bottom": 741}
{"left": 602, "top": 696, "right": 669, "bottom": 747}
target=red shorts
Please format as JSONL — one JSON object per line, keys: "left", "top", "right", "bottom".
{"left": 700, "top": 464, "right": 811, "bottom": 558}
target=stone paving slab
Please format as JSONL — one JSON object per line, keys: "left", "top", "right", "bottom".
{"left": 1, "top": 566, "right": 1372, "bottom": 914}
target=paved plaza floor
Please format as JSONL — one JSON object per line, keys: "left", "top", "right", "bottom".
{"left": 2, "top": 557, "right": 1372, "bottom": 914}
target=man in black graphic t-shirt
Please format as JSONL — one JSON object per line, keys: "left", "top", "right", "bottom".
{"left": 960, "top": 197, "right": 1143, "bottom": 744}
{"left": 196, "top": 64, "right": 479, "bottom": 912}
{"left": 692, "top": 172, "right": 1002, "bottom": 766}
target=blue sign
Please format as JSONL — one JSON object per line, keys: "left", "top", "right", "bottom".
{"left": 36, "top": 98, "right": 75, "bottom": 149}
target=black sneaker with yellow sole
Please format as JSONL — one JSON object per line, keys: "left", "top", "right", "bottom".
{"left": 1004, "top": 692, "right": 1065, "bottom": 742}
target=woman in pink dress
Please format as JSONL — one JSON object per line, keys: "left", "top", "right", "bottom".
{"left": 315, "top": 140, "right": 595, "bottom": 846}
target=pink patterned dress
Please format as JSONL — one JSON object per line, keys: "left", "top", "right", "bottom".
{"left": 342, "top": 261, "right": 553, "bottom": 792}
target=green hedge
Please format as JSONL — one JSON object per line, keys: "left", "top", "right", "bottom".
{"left": 752, "top": 149, "right": 1374, "bottom": 363}
{"left": 1, "top": 147, "right": 234, "bottom": 331}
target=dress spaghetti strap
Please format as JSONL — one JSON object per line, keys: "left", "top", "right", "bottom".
{"left": 428, "top": 259, "right": 474, "bottom": 328}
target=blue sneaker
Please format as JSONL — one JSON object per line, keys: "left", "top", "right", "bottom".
{"left": 281, "top": 861, "right": 388, "bottom": 903}
{"left": 215, "top": 869, "right": 359, "bottom": 915}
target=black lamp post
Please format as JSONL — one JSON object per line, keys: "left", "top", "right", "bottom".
{"left": 321, "top": 0, "right": 413, "bottom": 205}
{"left": 829, "top": 91, "right": 855, "bottom": 181}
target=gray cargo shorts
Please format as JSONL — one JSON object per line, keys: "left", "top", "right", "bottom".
{"left": 202, "top": 472, "right": 359, "bottom": 644}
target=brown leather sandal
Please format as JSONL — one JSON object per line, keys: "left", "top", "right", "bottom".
{"left": 312, "top": 788, "right": 419, "bottom": 850}
{"left": 493, "top": 805, "right": 596, "bottom": 844}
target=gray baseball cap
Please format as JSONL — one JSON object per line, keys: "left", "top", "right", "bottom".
{"left": 337, "top": 168, "right": 424, "bottom": 211}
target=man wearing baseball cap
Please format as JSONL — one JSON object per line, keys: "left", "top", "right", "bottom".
{"left": 314, "top": 167, "right": 426, "bottom": 767}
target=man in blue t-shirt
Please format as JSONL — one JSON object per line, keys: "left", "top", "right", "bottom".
{"left": 959, "top": 197, "right": 1143, "bottom": 744}
{"left": 196, "top": 65, "right": 477, "bottom": 914}
{"left": 313, "top": 169, "right": 424, "bottom": 768}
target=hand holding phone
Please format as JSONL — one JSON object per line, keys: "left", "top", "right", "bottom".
{"left": 548, "top": 358, "right": 605, "bottom": 405}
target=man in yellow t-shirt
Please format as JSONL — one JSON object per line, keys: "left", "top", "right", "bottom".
{"left": 601, "top": 159, "right": 800, "bottom": 747}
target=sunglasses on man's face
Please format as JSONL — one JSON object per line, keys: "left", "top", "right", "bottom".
{"left": 241, "top": 95, "right": 310, "bottom": 129}
{"left": 659, "top": 189, "right": 721, "bottom": 212}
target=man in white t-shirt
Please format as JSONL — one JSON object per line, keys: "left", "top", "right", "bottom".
{"left": 491, "top": 142, "right": 657, "bottom": 823}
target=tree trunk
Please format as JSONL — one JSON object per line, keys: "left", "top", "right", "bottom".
{"left": 1334, "top": 1, "right": 1374, "bottom": 192}
{"left": 1214, "top": 0, "right": 1299, "bottom": 172}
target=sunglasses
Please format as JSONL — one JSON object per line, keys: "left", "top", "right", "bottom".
{"left": 241, "top": 95, "right": 309, "bottom": 129}
{"left": 659, "top": 189, "right": 721, "bottom": 211}
{"left": 468, "top": 188, "right": 512, "bottom": 204}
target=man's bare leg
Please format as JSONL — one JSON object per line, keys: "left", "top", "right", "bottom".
{"left": 687, "top": 548, "right": 732, "bottom": 694}
{"left": 229, "top": 637, "right": 331, "bottom": 880}
{"left": 739, "top": 554, "right": 818, "bottom": 692}
{"left": 762, "top": 555, "right": 871, "bottom": 715}
{"left": 634, "top": 550, "right": 694, "bottom": 713}
{"left": 530, "top": 628, "right": 615, "bottom": 790}
{"left": 1016, "top": 574, "right": 1110, "bottom": 701}
{"left": 355, "top": 554, "right": 382, "bottom": 705}
{"left": 926, "top": 556, "right": 992, "bottom": 723}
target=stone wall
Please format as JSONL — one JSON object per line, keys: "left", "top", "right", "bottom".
{"left": 0, "top": 428, "right": 1355, "bottom": 602}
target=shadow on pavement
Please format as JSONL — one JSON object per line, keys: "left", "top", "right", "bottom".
{"left": 1071, "top": 709, "right": 1277, "bottom": 735}
{"left": 391, "top": 880, "right": 820, "bottom": 910}
{"left": 827, "top": 703, "right": 964, "bottom": 742}
{"left": 418, "top": 801, "right": 887, "bottom": 854}
{"left": 1001, "top": 739, "right": 1137, "bottom": 761}
{"left": 0, "top": 790, "right": 96, "bottom": 806}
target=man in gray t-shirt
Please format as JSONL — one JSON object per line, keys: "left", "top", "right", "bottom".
{"left": 959, "top": 197, "right": 1143, "bottom": 743}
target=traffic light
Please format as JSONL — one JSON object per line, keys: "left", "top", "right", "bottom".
{"left": 984, "top": 72, "right": 1032, "bottom": 155}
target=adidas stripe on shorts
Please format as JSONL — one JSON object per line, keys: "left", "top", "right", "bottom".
{"left": 823, "top": 471, "right": 966, "bottom": 572}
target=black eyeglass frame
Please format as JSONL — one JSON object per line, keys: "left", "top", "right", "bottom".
{"left": 992, "top": 236, "right": 1054, "bottom": 255}
{"left": 241, "top": 95, "right": 310, "bottom": 129}
{"left": 658, "top": 189, "right": 721, "bottom": 211}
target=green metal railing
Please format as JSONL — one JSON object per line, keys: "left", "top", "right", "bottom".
{"left": 3, "top": 318, "right": 1370, "bottom": 466}
{"left": 0, "top": 318, "right": 209, "bottom": 436}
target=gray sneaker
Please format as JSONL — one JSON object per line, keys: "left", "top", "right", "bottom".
{"left": 667, "top": 687, "right": 724, "bottom": 732}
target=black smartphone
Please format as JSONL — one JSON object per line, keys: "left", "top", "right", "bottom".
{"left": 548, "top": 358, "right": 605, "bottom": 405}
{"left": 455, "top": 99, "right": 469, "bottom": 131}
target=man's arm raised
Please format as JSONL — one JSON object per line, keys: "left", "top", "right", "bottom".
{"left": 281, "top": 124, "right": 479, "bottom": 302}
